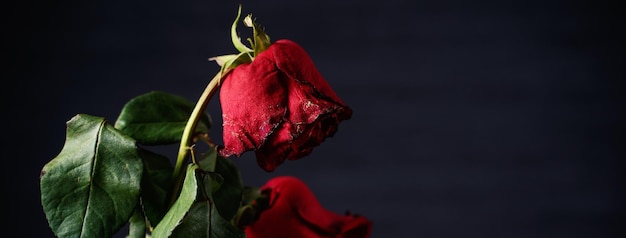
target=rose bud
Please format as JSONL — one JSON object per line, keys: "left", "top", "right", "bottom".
{"left": 218, "top": 39, "right": 352, "bottom": 172}
{"left": 244, "top": 176, "right": 372, "bottom": 238}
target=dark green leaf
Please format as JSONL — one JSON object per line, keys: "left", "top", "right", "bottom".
{"left": 233, "top": 186, "right": 268, "bottom": 228}
{"left": 127, "top": 207, "right": 146, "bottom": 238}
{"left": 207, "top": 205, "right": 246, "bottom": 238}
{"left": 151, "top": 164, "right": 199, "bottom": 238}
{"left": 211, "top": 156, "right": 244, "bottom": 221}
{"left": 169, "top": 201, "right": 245, "bottom": 238}
{"left": 138, "top": 148, "right": 174, "bottom": 228}
{"left": 197, "top": 145, "right": 218, "bottom": 172}
{"left": 197, "top": 146, "right": 244, "bottom": 221}
{"left": 169, "top": 201, "right": 211, "bottom": 237}
{"left": 240, "top": 186, "right": 263, "bottom": 207}
{"left": 114, "top": 91, "right": 212, "bottom": 145}
{"left": 40, "top": 114, "right": 143, "bottom": 238}
{"left": 203, "top": 172, "right": 224, "bottom": 196}
{"left": 151, "top": 164, "right": 245, "bottom": 238}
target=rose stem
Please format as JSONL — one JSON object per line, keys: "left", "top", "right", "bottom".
{"left": 169, "top": 70, "right": 226, "bottom": 205}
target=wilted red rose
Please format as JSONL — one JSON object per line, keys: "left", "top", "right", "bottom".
{"left": 244, "top": 176, "right": 372, "bottom": 238}
{"left": 218, "top": 39, "right": 352, "bottom": 172}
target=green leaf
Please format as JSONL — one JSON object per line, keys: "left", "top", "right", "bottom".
{"left": 152, "top": 164, "right": 199, "bottom": 238}
{"left": 208, "top": 54, "right": 238, "bottom": 67}
{"left": 219, "top": 52, "right": 252, "bottom": 77}
{"left": 196, "top": 146, "right": 244, "bottom": 221}
{"left": 209, "top": 51, "right": 252, "bottom": 82}
{"left": 197, "top": 145, "right": 218, "bottom": 172}
{"left": 233, "top": 186, "right": 268, "bottom": 228}
{"left": 152, "top": 164, "right": 245, "bottom": 238}
{"left": 127, "top": 207, "right": 146, "bottom": 238}
{"left": 206, "top": 206, "right": 246, "bottom": 238}
{"left": 230, "top": 4, "right": 253, "bottom": 53}
{"left": 240, "top": 186, "right": 264, "bottom": 207}
{"left": 169, "top": 201, "right": 245, "bottom": 238}
{"left": 40, "top": 114, "right": 143, "bottom": 238}
{"left": 203, "top": 172, "right": 224, "bottom": 195}
{"left": 138, "top": 148, "right": 174, "bottom": 228}
{"left": 114, "top": 91, "right": 212, "bottom": 145}
{"left": 169, "top": 201, "right": 211, "bottom": 237}
{"left": 211, "top": 156, "right": 244, "bottom": 221}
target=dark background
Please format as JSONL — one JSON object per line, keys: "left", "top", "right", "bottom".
{"left": 7, "top": 0, "right": 624, "bottom": 237}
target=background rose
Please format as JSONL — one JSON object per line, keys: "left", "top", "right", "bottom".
{"left": 218, "top": 39, "right": 352, "bottom": 172}
{"left": 244, "top": 176, "right": 372, "bottom": 238}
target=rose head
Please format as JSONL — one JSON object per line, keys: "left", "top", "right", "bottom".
{"left": 244, "top": 176, "right": 372, "bottom": 238}
{"left": 218, "top": 39, "right": 352, "bottom": 172}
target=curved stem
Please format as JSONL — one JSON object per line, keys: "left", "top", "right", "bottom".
{"left": 169, "top": 71, "right": 226, "bottom": 206}
{"left": 172, "top": 72, "right": 222, "bottom": 179}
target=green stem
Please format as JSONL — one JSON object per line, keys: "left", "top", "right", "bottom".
{"left": 169, "top": 71, "right": 225, "bottom": 204}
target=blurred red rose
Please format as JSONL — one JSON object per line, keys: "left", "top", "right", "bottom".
{"left": 218, "top": 39, "right": 352, "bottom": 172}
{"left": 244, "top": 176, "right": 372, "bottom": 238}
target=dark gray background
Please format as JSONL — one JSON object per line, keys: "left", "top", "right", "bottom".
{"left": 7, "top": 0, "right": 624, "bottom": 237}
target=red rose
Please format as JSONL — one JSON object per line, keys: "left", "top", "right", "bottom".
{"left": 218, "top": 39, "right": 352, "bottom": 172}
{"left": 244, "top": 176, "right": 372, "bottom": 238}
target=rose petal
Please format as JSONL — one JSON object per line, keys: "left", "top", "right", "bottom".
{"left": 218, "top": 39, "right": 352, "bottom": 172}
{"left": 244, "top": 176, "right": 372, "bottom": 238}
{"left": 218, "top": 52, "right": 287, "bottom": 158}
